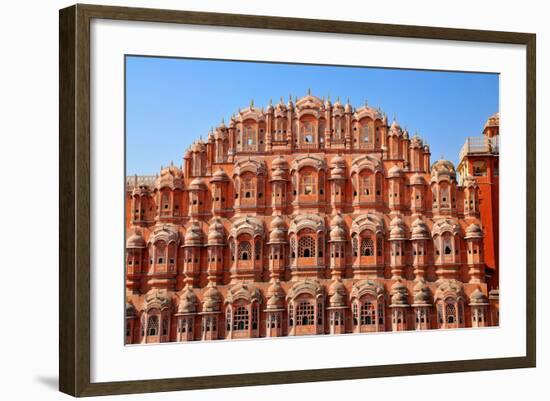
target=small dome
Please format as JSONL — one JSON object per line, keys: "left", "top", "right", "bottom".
{"left": 266, "top": 280, "right": 285, "bottom": 310}
{"left": 330, "top": 215, "right": 346, "bottom": 241}
{"left": 126, "top": 230, "right": 145, "bottom": 248}
{"left": 484, "top": 112, "right": 499, "bottom": 129}
{"left": 411, "top": 218, "right": 429, "bottom": 240}
{"left": 271, "top": 155, "right": 287, "bottom": 170}
{"left": 412, "top": 280, "right": 432, "bottom": 306}
{"left": 177, "top": 285, "right": 198, "bottom": 314}
{"left": 431, "top": 159, "right": 456, "bottom": 181}
{"left": 469, "top": 288, "right": 489, "bottom": 305}
{"left": 388, "top": 120, "right": 402, "bottom": 136}
{"left": 207, "top": 219, "right": 225, "bottom": 245}
{"left": 409, "top": 173, "right": 426, "bottom": 186}
{"left": 211, "top": 168, "right": 229, "bottom": 182}
{"left": 329, "top": 279, "right": 347, "bottom": 307}
{"left": 390, "top": 280, "right": 409, "bottom": 306}
{"left": 390, "top": 216, "right": 406, "bottom": 240}
{"left": 189, "top": 177, "right": 207, "bottom": 191}
{"left": 333, "top": 98, "right": 343, "bottom": 109}
{"left": 465, "top": 223, "right": 483, "bottom": 239}
{"left": 269, "top": 216, "right": 287, "bottom": 243}
{"left": 126, "top": 302, "right": 136, "bottom": 317}
{"left": 330, "top": 225, "right": 346, "bottom": 242}
{"left": 157, "top": 164, "right": 183, "bottom": 190}
{"left": 202, "top": 282, "right": 221, "bottom": 312}
{"left": 410, "top": 135, "right": 423, "bottom": 148}
{"left": 330, "top": 166, "right": 346, "bottom": 179}
{"left": 269, "top": 227, "right": 286, "bottom": 243}
{"left": 330, "top": 154, "right": 345, "bottom": 167}
{"left": 184, "top": 222, "right": 203, "bottom": 246}
{"left": 388, "top": 164, "right": 403, "bottom": 178}
{"left": 344, "top": 101, "right": 352, "bottom": 113}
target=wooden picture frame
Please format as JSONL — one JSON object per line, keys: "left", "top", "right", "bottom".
{"left": 59, "top": 3, "right": 536, "bottom": 397}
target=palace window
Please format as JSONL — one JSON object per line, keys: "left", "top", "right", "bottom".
{"left": 360, "top": 176, "right": 371, "bottom": 196}
{"left": 243, "top": 127, "right": 255, "bottom": 147}
{"left": 238, "top": 241, "right": 252, "bottom": 261}
{"left": 301, "top": 173, "right": 316, "bottom": 195}
{"left": 255, "top": 241, "right": 261, "bottom": 260}
{"left": 361, "top": 125, "right": 371, "bottom": 146}
{"left": 352, "top": 303, "right": 359, "bottom": 325}
{"left": 317, "top": 301, "right": 324, "bottom": 325}
{"left": 445, "top": 302, "right": 457, "bottom": 324}
{"left": 361, "top": 237, "right": 374, "bottom": 256}
{"left": 226, "top": 308, "right": 232, "bottom": 331}
{"left": 290, "top": 237, "right": 296, "bottom": 259}
{"left": 233, "top": 306, "right": 249, "bottom": 331}
{"left": 302, "top": 123, "right": 314, "bottom": 143}
{"left": 162, "top": 317, "right": 168, "bottom": 336}
{"left": 147, "top": 316, "right": 159, "bottom": 336}
{"left": 296, "top": 301, "right": 315, "bottom": 326}
{"left": 352, "top": 236, "right": 358, "bottom": 257}
{"left": 298, "top": 235, "right": 316, "bottom": 258}
{"left": 241, "top": 177, "right": 255, "bottom": 199}
{"left": 288, "top": 303, "right": 294, "bottom": 327}
{"left": 361, "top": 301, "right": 376, "bottom": 325}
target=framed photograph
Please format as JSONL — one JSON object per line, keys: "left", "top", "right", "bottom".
{"left": 59, "top": 4, "right": 536, "bottom": 397}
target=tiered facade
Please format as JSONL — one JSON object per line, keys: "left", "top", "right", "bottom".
{"left": 125, "top": 94, "right": 500, "bottom": 344}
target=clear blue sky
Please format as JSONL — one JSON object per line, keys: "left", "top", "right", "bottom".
{"left": 126, "top": 56, "right": 498, "bottom": 175}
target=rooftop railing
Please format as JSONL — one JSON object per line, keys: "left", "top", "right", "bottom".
{"left": 459, "top": 135, "right": 499, "bottom": 162}
{"left": 126, "top": 175, "right": 156, "bottom": 190}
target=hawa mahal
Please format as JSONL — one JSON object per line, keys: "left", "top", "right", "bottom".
{"left": 125, "top": 93, "right": 500, "bottom": 344}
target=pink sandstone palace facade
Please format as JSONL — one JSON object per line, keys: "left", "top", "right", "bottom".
{"left": 125, "top": 93, "right": 500, "bottom": 344}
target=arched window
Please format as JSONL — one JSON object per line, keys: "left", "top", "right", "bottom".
{"left": 361, "top": 125, "right": 371, "bottom": 146}
{"left": 290, "top": 237, "right": 296, "bottom": 259}
{"left": 161, "top": 192, "right": 169, "bottom": 210}
{"left": 361, "top": 237, "right": 374, "bottom": 256}
{"left": 296, "top": 300, "right": 315, "bottom": 326}
{"left": 238, "top": 241, "right": 251, "bottom": 261}
{"left": 445, "top": 301, "right": 457, "bottom": 324}
{"left": 147, "top": 315, "right": 159, "bottom": 336}
{"left": 241, "top": 177, "right": 255, "bottom": 199}
{"left": 302, "top": 123, "right": 314, "bottom": 143}
{"left": 361, "top": 301, "right": 376, "bottom": 325}
{"left": 233, "top": 305, "right": 249, "bottom": 331}
{"left": 352, "top": 303, "right": 359, "bottom": 325}
{"left": 352, "top": 235, "right": 358, "bottom": 257}
{"left": 300, "top": 173, "right": 316, "bottom": 195}
{"left": 254, "top": 240, "right": 261, "bottom": 261}
{"left": 243, "top": 126, "right": 255, "bottom": 148}
{"left": 225, "top": 307, "right": 232, "bottom": 331}
{"left": 298, "top": 235, "right": 316, "bottom": 258}
{"left": 360, "top": 176, "right": 371, "bottom": 195}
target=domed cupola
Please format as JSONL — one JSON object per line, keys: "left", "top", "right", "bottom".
{"left": 329, "top": 214, "right": 346, "bottom": 242}
{"left": 389, "top": 216, "right": 406, "bottom": 240}
{"left": 465, "top": 223, "right": 483, "bottom": 239}
{"left": 430, "top": 159, "right": 457, "bottom": 183}
{"left": 390, "top": 280, "right": 409, "bottom": 306}
{"left": 328, "top": 278, "right": 347, "bottom": 308}
{"left": 265, "top": 280, "right": 285, "bottom": 311}
{"left": 202, "top": 282, "right": 222, "bottom": 312}
{"left": 388, "top": 164, "right": 404, "bottom": 179}
{"left": 184, "top": 221, "right": 204, "bottom": 247}
{"left": 177, "top": 285, "right": 198, "bottom": 314}
{"left": 411, "top": 218, "right": 429, "bottom": 240}
{"left": 207, "top": 218, "right": 225, "bottom": 246}
{"left": 156, "top": 164, "right": 184, "bottom": 190}
{"left": 469, "top": 288, "right": 489, "bottom": 306}
{"left": 126, "top": 229, "right": 146, "bottom": 248}
{"left": 412, "top": 280, "right": 432, "bottom": 306}
{"left": 388, "top": 119, "right": 403, "bottom": 137}
{"left": 268, "top": 216, "right": 287, "bottom": 244}
{"left": 211, "top": 168, "right": 229, "bottom": 183}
